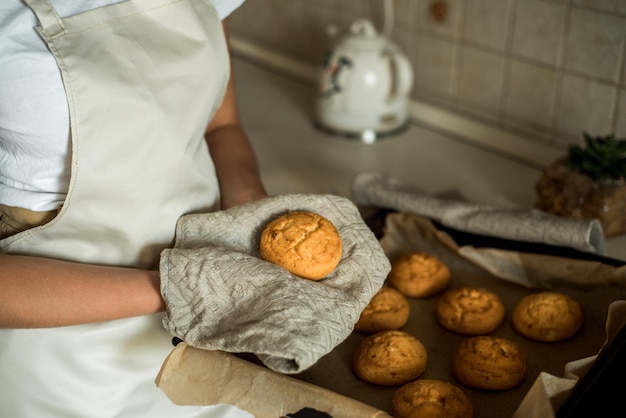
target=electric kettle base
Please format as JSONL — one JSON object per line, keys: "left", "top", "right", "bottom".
{"left": 314, "top": 120, "right": 409, "bottom": 144}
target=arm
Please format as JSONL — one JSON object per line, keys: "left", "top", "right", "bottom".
{"left": 204, "top": 22, "right": 268, "bottom": 210}
{"left": 0, "top": 254, "right": 164, "bottom": 328}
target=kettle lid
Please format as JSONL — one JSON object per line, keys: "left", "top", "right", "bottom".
{"left": 339, "top": 19, "right": 389, "bottom": 51}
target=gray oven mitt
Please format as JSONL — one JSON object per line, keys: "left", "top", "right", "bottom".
{"left": 159, "top": 194, "right": 390, "bottom": 374}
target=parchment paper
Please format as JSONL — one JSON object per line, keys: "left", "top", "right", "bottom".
{"left": 156, "top": 213, "right": 626, "bottom": 418}
{"left": 155, "top": 343, "right": 391, "bottom": 418}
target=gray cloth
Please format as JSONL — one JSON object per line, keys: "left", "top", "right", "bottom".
{"left": 351, "top": 172, "right": 605, "bottom": 255}
{"left": 159, "top": 194, "right": 390, "bottom": 374}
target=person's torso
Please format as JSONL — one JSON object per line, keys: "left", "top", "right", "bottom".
{"left": 0, "top": 1, "right": 252, "bottom": 416}
{"left": 0, "top": 0, "right": 237, "bottom": 268}
{"left": 0, "top": 0, "right": 242, "bottom": 213}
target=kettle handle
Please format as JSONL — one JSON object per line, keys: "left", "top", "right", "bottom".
{"left": 388, "top": 50, "right": 413, "bottom": 100}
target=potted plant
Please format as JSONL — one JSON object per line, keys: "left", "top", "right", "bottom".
{"left": 535, "top": 132, "right": 626, "bottom": 237}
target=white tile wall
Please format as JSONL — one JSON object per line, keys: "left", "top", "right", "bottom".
{"left": 511, "top": 0, "right": 566, "bottom": 67}
{"left": 573, "top": 0, "right": 626, "bottom": 14}
{"left": 556, "top": 75, "right": 618, "bottom": 141}
{"left": 392, "top": 0, "right": 415, "bottom": 31}
{"left": 228, "top": 0, "right": 626, "bottom": 156}
{"left": 411, "top": 33, "right": 456, "bottom": 103}
{"left": 457, "top": 46, "right": 503, "bottom": 118}
{"left": 462, "top": 0, "right": 511, "bottom": 51}
{"left": 617, "top": 88, "right": 626, "bottom": 136}
{"left": 417, "top": 0, "right": 460, "bottom": 39}
{"left": 564, "top": 7, "right": 625, "bottom": 83}
{"left": 504, "top": 60, "right": 556, "bottom": 131}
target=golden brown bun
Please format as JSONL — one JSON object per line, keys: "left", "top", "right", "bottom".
{"left": 392, "top": 379, "right": 473, "bottom": 418}
{"left": 355, "top": 287, "right": 410, "bottom": 333}
{"left": 452, "top": 336, "right": 526, "bottom": 390}
{"left": 512, "top": 292, "right": 583, "bottom": 342}
{"left": 436, "top": 287, "right": 505, "bottom": 335}
{"left": 352, "top": 330, "right": 428, "bottom": 386}
{"left": 259, "top": 211, "right": 342, "bottom": 280}
{"left": 387, "top": 252, "right": 450, "bottom": 298}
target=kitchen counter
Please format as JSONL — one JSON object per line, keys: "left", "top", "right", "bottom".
{"left": 232, "top": 57, "right": 626, "bottom": 263}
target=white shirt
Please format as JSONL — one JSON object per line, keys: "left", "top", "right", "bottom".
{"left": 0, "top": 0, "right": 244, "bottom": 211}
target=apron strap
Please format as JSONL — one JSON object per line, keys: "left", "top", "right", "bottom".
{"left": 22, "top": 0, "right": 66, "bottom": 38}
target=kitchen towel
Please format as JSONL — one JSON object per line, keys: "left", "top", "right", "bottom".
{"left": 159, "top": 194, "right": 390, "bottom": 374}
{"left": 351, "top": 172, "right": 605, "bottom": 255}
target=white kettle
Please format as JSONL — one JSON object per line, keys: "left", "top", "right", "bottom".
{"left": 315, "top": 19, "right": 414, "bottom": 142}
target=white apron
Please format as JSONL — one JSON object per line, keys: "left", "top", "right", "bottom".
{"left": 0, "top": 0, "right": 251, "bottom": 416}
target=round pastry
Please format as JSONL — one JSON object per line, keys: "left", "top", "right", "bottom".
{"left": 259, "top": 211, "right": 342, "bottom": 280}
{"left": 436, "top": 287, "right": 505, "bottom": 335}
{"left": 512, "top": 291, "right": 583, "bottom": 342}
{"left": 387, "top": 252, "right": 451, "bottom": 298}
{"left": 392, "top": 379, "right": 473, "bottom": 418}
{"left": 452, "top": 336, "right": 526, "bottom": 390}
{"left": 352, "top": 330, "right": 428, "bottom": 386}
{"left": 355, "top": 287, "right": 410, "bottom": 333}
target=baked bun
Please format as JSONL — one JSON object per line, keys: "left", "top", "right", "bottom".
{"left": 392, "top": 379, "right": 473, "bottom": 418}
{"left": 452, "top": 336, "right": 526, "bottom": 390}
{"left": 436, "top": 287, "right": 505, "bottom": 335}
{"left": 352, "top": 330, "right": 427, "bottom": 386}
{"left": 259, "top": 211, "right": 342, "bottom": 280}
{"left": 355, "top": 287, "right": 410, "bottom": 333}
{"left": 387, "top": 252, "right": 451, "bottom": 298}
{"left": 512, "top": 292, "right": 583, "bottom": 342}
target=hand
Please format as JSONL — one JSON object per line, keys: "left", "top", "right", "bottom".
{"left": 159, "top": 194, "right": 391, "bottom": 373}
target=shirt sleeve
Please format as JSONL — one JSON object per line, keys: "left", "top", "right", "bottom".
{"left": 211, "top": 0, "right": 245, "bottom": 20}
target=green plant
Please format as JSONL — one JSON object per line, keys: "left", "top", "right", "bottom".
{"left": 566, "top": 132, "right": 626, "bottom": 181}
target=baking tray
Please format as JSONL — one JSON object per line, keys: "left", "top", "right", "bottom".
{"left": 289, "top": 209, "right": 626, "bottom": 418}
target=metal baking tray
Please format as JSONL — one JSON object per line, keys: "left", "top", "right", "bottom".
{"left": 291, "top": 209, "right": 625, "bottom": 417}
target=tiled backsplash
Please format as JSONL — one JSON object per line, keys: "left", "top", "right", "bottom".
{"left": 228, "top": 0, "right": 626, "bottom": 163}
